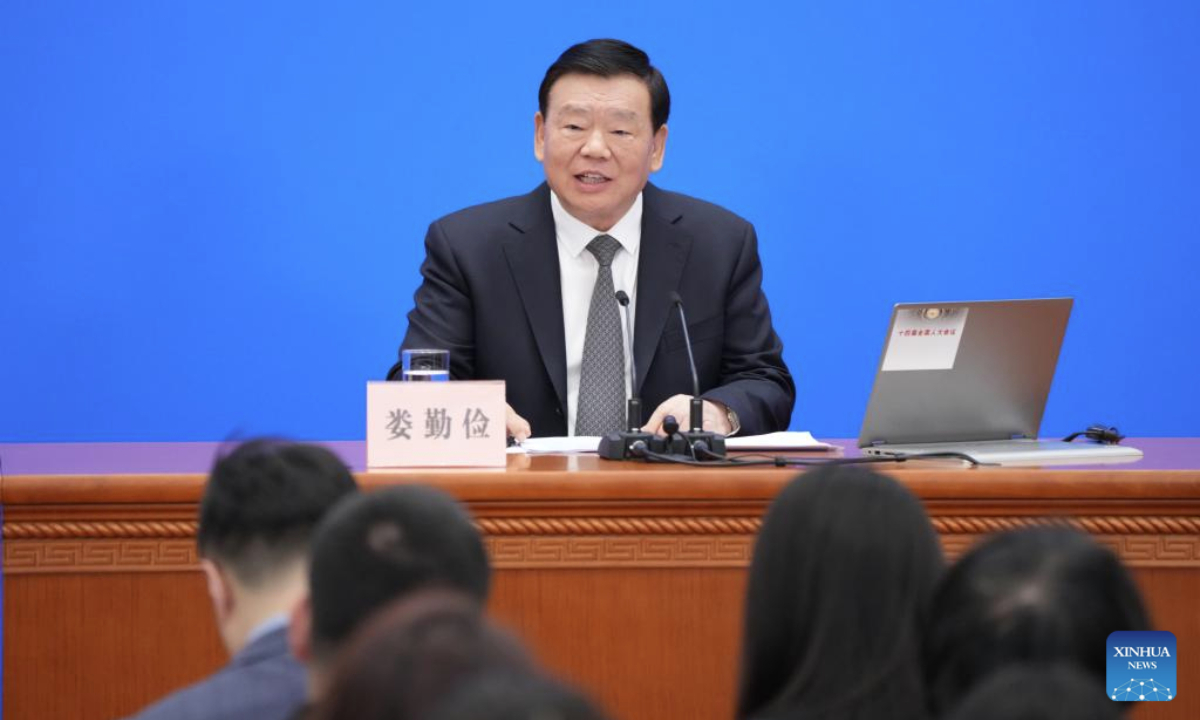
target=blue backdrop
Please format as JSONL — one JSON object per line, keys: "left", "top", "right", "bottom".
{"left": 3, "top": 2, "right": 1198, "bottom": 442}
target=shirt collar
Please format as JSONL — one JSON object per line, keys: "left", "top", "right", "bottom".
{"left": 245, "top": 613, "right": 290, "bottom": 647}
{"left": 550, "top": 190, "right": 643, "bottom": 258}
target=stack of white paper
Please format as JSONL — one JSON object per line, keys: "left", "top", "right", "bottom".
{"left": 725, "top": 431, "right": 834, "bottom": 451}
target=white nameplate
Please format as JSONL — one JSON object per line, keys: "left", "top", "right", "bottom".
{"left": 366, "top": 380, "right": 506, "bottom": 468}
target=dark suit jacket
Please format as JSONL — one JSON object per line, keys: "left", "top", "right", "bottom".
{"left": 125, "top": 626, "right": 306, "bottom": 720}
{"left": 395, "top": 183, "right": 794, "bottom": 437}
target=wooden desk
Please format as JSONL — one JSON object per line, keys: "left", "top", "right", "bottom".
{"left": 3, "top": 440, "right": 1198, "bottom": 720}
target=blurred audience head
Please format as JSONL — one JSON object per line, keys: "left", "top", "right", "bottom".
{"left": 942, "top": 664, "right": 1120, "bottom": 720}
{"left": 428, "top": 673, "right": 611, "bottom": 720}
{"left": 311, "top": 589, "right": 537, "bottom": 720}
{"left": 925, "top": 526, "right": 1149, "bottom": 715}
{"left": 737, "top": 465, "right": 944, "bottom": 720}
{"left": 291, "top": 485, "right": 491, "bottom": 696}
{"left": 197, "top": 438, "right": 358, "bottom": 654}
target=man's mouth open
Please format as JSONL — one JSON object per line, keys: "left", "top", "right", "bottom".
{"left": 575, "top": 172, "right": 611, "bottom": 185}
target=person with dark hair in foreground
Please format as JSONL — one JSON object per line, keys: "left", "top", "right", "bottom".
{"left": 942, "top": 664, "right": 1120, "bottom": 720}
{"left": 127, "top": 439, "right": 358, "bottom": 720}
{"left": 394, "top": 38, "right": 794, "bottom": 439}
{"left": 428, "top": 673, "right": 611, "bottom": 720}
{"left": 311, "top": 589, "right": 539, "bottom": 720}
{"left": 289, "top": 485, "right": 491, "bottom": 714}
{"left": 737, "top": 466, "right": 944, "bottom": 720}
{"left": 924, "top": 527, "right": 1149, "bottom": 715}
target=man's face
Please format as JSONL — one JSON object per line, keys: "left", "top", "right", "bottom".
{"left": 535, "top": 73, "right": 668, "bottom": 232}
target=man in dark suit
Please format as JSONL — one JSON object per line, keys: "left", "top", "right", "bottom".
{"left": 126, "top": 440, "right": 358, "bottom": 720}
{"left": 393, "top": 39, "right": 794, "bottom": 439}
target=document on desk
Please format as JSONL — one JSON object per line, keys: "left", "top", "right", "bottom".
{"left": 725, "top": 431, "right": 835, "bottom": 451}
{"left": 508, "top": 432, "right": 833, "bottom": 454}
{"left": 510, "top": 436, "right": 603, "bottom": 454}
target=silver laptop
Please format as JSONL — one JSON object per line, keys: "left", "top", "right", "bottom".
{"left": 858, "top": 299, "right": 1141, "bottom": 466}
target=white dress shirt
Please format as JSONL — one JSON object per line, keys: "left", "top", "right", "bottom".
{"left": 551, "top": 190, "right": 641, "bottom": 436}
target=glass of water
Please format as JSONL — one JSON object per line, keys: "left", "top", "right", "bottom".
{"left": 401, "top": 349, "right": 450, "bottom": 382}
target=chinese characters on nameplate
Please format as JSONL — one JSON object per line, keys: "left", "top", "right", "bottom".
{"left": 366, "top": 380, "right": 506, "bottom": 467}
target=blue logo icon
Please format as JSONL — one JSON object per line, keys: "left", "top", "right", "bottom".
{"left": 1107, "top": 631, "right": 1176, "bottom": 701}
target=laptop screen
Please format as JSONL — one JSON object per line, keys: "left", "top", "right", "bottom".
{"left": 857, "top": 298, "right": 1073, "bottom": 448}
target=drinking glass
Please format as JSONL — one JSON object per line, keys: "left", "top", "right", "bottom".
{"left": 401, "top": 349, "right": 450, "bottom": 382}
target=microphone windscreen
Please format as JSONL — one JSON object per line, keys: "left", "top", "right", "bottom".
{"left": 669, "top": 291, "right": 683, "bottom": 305}
{"left": 615, "top": 290, "right": 630, "bottom": 306}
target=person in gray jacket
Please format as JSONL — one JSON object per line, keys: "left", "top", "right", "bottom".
{"left": 126, "top": 439, "right": 358, "bottom": 720}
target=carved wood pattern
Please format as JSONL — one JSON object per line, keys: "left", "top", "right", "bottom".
{"left": 3, "top": 520, "right": 198, "bottom": 539}
{"left": 485, "top": 536, "right": 752, "bottom": 568}
{"left": 5, "top": 515, "right": 1199, "bottom": 539}
{"left": 937, "top": 535, "right": 1200, "bottom": 566}
{"left": 4, "top": 515, "right": 1198, "bottom": 573}
{"left": 477, "top": 517, "right": 762, "bottom": 535}
{"left": 933, "top": 516, "right": 1200, "bottom": 535}
{"left": 5, "top": 540, "right": 199, "bottom": 574}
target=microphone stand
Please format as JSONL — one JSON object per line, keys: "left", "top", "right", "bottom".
{"left": 598, "top": 290, "right": 657, "bottom": 460}
{"left": 670, "top": 292, "right": 726, "bottom": 460}
{"left": 597, "top": 291, "right": 727, "bottom": 461}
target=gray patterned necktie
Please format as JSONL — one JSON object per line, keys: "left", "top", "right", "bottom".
{"left": 575, "top": 234, "right": 626, "bottom": 436}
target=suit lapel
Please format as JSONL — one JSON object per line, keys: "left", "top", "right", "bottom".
{"left": 634, "top": 184, "right": 691, "bottom": 394}
{"left": 501, "top": 184, "right": 568, "bottom": 412}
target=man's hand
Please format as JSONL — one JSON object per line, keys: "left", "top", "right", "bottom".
{"left": 642, "top": 395, "right": 733, "bottom": 436}
{"left": 506, "top": 403, "right": 532, "bottom": 442}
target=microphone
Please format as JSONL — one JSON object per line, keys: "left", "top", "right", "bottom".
{"left": 598, "top": 292, "right": 725, "bottom": 461}
{"left": 614, "top": 290, "right": 640, "bottom": 430}
{"left": 669, "top": 291, "right": 704, "bottom": 433}
{"left": 668, "top": 291, "right": 726, "bottom": 460}
{"left": 597, "top": 290, "right": 655, "bottom": 460}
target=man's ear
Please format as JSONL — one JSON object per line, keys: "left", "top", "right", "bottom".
{"left": 201, "top": 559, "right": 234, "bottom": 625}
{"left": 288, "top": 594, "right": 313, "bottom": 663}
{"left": 650, "top": 123, "right": 668, "bottom": 173}
{"left": 534, "top": 111, "right": 546, "bottom": 162}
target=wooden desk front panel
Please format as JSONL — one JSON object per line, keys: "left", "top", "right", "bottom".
{"left": 5, "top": 451, "right": 1200, "bottom": 720}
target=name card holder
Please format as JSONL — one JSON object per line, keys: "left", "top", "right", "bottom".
{"left": 366, "top": 380, "right": 506, "bottom": 468}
